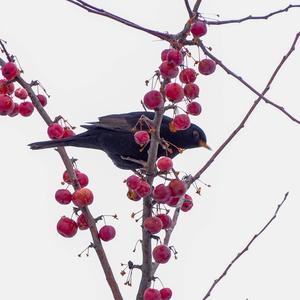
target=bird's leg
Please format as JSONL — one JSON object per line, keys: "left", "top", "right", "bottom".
{"left": 121, "top": 156, "right": 147, "bottom": 168}
{"left": 159, "top": 138, "right": 185, "bottom": 156}
{"left": 131, "top": 115, "right": 155, "bottom": 132}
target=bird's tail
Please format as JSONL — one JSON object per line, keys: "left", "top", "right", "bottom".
{"left": 29, "top": 137, "right": 77, "bottom": 150}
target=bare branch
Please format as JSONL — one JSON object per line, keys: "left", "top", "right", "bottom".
{"left": 66, "top": 0, "right": 172, "bottom": 41}
{"left": 207, "top": 4, "right": 300, "bottom": 25}
{"left": 190, "top": 32, "right": 300, "bottom": 185}
{"left": 193, "top": 0, "right": 204, "bottom": 14}
{"left": 201, "top": 192, "right": 289, "bottom": 300}
{"left": 198, "top": 37, "right": 300, "bottom": 125}
{"left": 184, "top": 0, "right": 193, "bottom": 18}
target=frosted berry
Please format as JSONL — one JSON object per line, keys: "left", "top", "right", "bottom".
{"left": 72, "top": 188, "right": 94, "bottom": 207}
{"left": 8, "top": 102, "right": 19, "bottom": 117}
{"left": 156, "top": 156, "right": 173, "bottom": 172}
{"left": 184, "top": 83, "right": 199, "bottom": 99}
{"left": 47, "top": 123, "right": 64, "bottom": 139}
{"left": 77, "top": 172, "right": 89, "bottom": 188}
{"left": 167, "top": 196, "right": 180, "bottom": 207}
{"left": 187, "top": 101, "right": 202, "bottom": 116}
{"left": 144, "top": 90, "right": 163, "bottom": 110}
{"left": 62, "top": 127, "right": 75, "bottom": 138}
{"left": 159, "top": 61, "right": 179, "bottom": 79}
{"left": 37, "top": 94, "right": 47, "bottom": 107}
{"left": 156, "top": 214, "right": 172, "bottom": 229}
{"left": 198, "top": 59, "right": 216, "bottom": 75}
{"left": 179, "top": 68, "right": 197, "bottom": 84}
{"left": 136, "top": 181, "right": 151, "bottom": 198}
{"left": 143, "top": 216, "right": 163, "bottom": 234}
{"left": 0, "top": 79, "right": 15, "bottom": 94}
{"left": 1, "top": 62, "right": 19, "bottom": 80}
{"left": 144, "top": 288, "right": 161, "bottom": 300}
{"left": 169, "top": 179, "right": 186, "bottom": 197}
{"left": 153, "top": 245, "right": 171, "bottom": 264}
{"left": 0, "top": 95, "right": 14, "bottom": 115}
{"left": 57, "top": 216, "right": 78, "bottom": 238}
{"left": 172, "top": 114, "right": 191, "bottom": 131}
{"left": 153, "top": 184, "right": 171, "bottom": 204}
{"left": 55, "top": 189, "right": 72, "bottom": 205}
{"left": 126, "top": 175, "right": 142, "bottom": 190}
{"left": 161, "top": 49, "right": 170, "bottom": 61}
{"left": 98, "top": 225, "right": 116, "bottom": 241}
{"left": 77, "top": 213, "right": 89, "bottom": 230}
{"left": 181, "top": 194, "right": 193, "bottom": 212}
{"left": 165, "top": 83, "right": 184, "bottom": 102}
{"left": 160, "top": 288, "right": 173, "bottom": 300}
{"left": 19, "top": 101, "right": 34, "bottom": 117}
{"left": 191, "top": 20, "right": 207, "bottom": 37}
{"left": 134, "top": 130, "right": 150, "bottom": 146}
{"left": 14, "top": 88, "right": 28, "bottom": 100}
{"left": 166, "top": 49, "right": 183, "bottom": 66}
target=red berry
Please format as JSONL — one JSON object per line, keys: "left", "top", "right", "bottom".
{"left": 191, "top": 20, "right": 207, "bottom": 37}
{"left": 19, "top": 101, "right": 34, "bottom": 117}
{"left": 144, "top": 90, "right": 163, "bottom": 110}
{"left": 186, "top": 101, "right": 202, "bottom": 116}
{"left": 37, "top": 94, "right": 47, "bottom": 107}
{"left": 72, "top": 188, "right": 94, "bottom": 207}
{"left": 179, "top": 68, "right": 197, "bottom": 84}
{"left": 156, "top": 156, "right": 173, "bottom": 172}
{"left": 165, "top": 83, "right": 184, "bottom": 103}
{"left": 47, "top": 123, "right": 64, "bottom": 139}
{"left": 166, "top": 49, "right": 183, "bottom": 66}
{"left": 63, "top": 170, "right": 72, "bottom": 184}
{"left": 77, "top": 213, "right": 89, "bottom": 230}
{"left": 14, "top": 88, "right": 28, "bottom": 100}
{"left": 8, "top": 102, "right": 19, "bottom": 117}
{"left": 153, "top": 245, "right": 171, "bottom": 264}
{"left": 144, "top": 288, "right": 161, "bottom": 300}
{"left": 184, "top": 83, "right": 199, "bottom": 99}
{"left": 55, "top": 189, "right": 72, "bottom": 205}
{"left": 198, "top": 59, "right": 216, "bottom": 75}
{"left": 156, "top": 214, "right": 172, "bottom": 229}
{"left": 159, "top": 61, "right": 179, "bottom": 79}
{"left": 126, "top": 175, "right": 142, "bottom": 190}
{"left": 153, "top": 184, "right": 171, "bottom": 204}
{"left": 57, "top": 216, "right": 78, "bottom": 238}
{"left": 172, "top": 114, "right": 191, "bottom": 131}
{"left": 144, "top": 216, "right": 163, "bottom": 234}
{"left": 134, "top": 130, "right": 150, "bottom": 146}
{"left": 62, "top": 127, "right": 75, "bottom": 138}
{"left": 136, "top": 180, "right": 151, "bottom": 198}
{"left": 1, "top": 62, "right": 19, "bottom": 80}
{"left": 181, "top": 194, "right": 193, "bottom": 212}
{"left": 98, "top": 225, "right": 116, "bottom": 241}
{"left": 0, "top": 79, "right": 15, "bottom": 94}
{"left": 161, "top": 49, "right": 170, "bottom": 61}
{"left": 166, "top": 196, "right": 180, "bottom": 207}
{"left": 77, "top": 172, "right": 89, "bottom": 188}
{"left": 169, "top": 179, "right": 186, "bottom": 197}
{"left": 127, "top": 189, "right": 142, "bottom": 201}
{"left": 160, "top": 288, "right": 173, "bottom": 300}
{"left": 0, "top": 95, "right": 14, "bottom": 115}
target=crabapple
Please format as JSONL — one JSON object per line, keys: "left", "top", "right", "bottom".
{"left": 47, "top": 123, "right": 64, "bottom": 139}
{"left": 161, "top": 49, "right": 170, "bottom": 61}
{"left": 166, "top": 49, "right": 183, "bottom": 66}
{"left": 198, "top": 59, "right": 216, "bottom": 75}
{"left": 191, "top": 20, "right": 207, "bottom": 37}
{"left": 156, "top": 214, "right": 172, "bottom": 229}
{"left": 160, "top": 288, "right": 173, "bottom": 300}
{"left": 37, "top": 94, "right": 47, "bottom": 107}
{"left": 134, "top": 130, "right": 150, "bottom": 146}
{"left": 72, "top": 188, "right": 94, "bottom": 207}
{"left": 181, "top": 194, "right": 193, "bottom": 212}
{"left": 77, "top": 213, "right": 89, "bottom": 230}
{"left": 169, "top": 179, "right": 186, "bottom": 197}
{"left": 179, "top": 68, "right": 197, "bottom": 84}
{"left": 14, "top": 88, "right": 28, "bottom": 100}
{"left": 143, "top": 216, "right": 163, "bottom": 234}
{"left": 8, "top": 102, "right": 19, "bottom": 117}
{"left": 1, "top": 62, "right": 19, "bottom": 80}
{"left": 153, "top": 184, "right": 171, "bottom": 204}
{"left": 156, "top": 156, "right": 173, "bottom": 172}
{"left": 57, "top": 216, "right": 78, "bottom": 238}
{"left": 55, "top": 189, "right": 72, "bottom": 205}
{"left": 143, "top": 90, "right": 163, "bottom": 110}
{"left": 153, "top": 245, "right": 171, "bottom": 264}
{"left": 0, "top": 95, "right": 14, "bottom": 115}
{"left": 0, "top": 79, "right": 14, "bottom": 94}
{"left": 184, "top": 83, "right": 199, "bottom": 99}
{"left": 165, "top": 83, "right": 184, "bottom": 102}
{"left": 172, "top": 114, "right": 191, "bottom": 131}
{"left": 98, "top": 225, "right": 116, "bottom": 242}
{"left": 187, "top": 101, "right": 202, "bottom": 116}
{"left": 19, "top": 101, "right": 34, "bottom": 117}
{"left": 62, "top": 127, "right": 75, "bottom": 138}
{"left": 159, "top": 61, "right": 179, "bottom": 79}
{"left": 126, "top": 175, "right": 142, "bottom": 190}
{"left": 144, "top": 288, "right": 161, "bottom": 300}
{"left": 136, "top": 180, "right": 151, "bottom": 198}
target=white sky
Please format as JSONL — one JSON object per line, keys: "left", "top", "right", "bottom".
{"left": 1, "top": 1, "right": 300, "bottom": 299}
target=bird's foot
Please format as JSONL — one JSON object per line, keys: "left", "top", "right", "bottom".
{"left": 121, "top": 156, "right": 147, "bottom": 168}
{"left": 131, "top": 115, "right": 155, "bottom": 132}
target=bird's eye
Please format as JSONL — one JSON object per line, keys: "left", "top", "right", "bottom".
{"left": 192, "top": 130, "right": 199, "bottom": 140}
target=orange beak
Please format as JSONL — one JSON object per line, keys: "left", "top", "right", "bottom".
{"left": 199, "top": 140, "right": 212, "bottom": 150}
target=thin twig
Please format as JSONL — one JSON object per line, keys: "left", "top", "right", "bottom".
{"left": 201, "top": 192, "right": 289, "bottom": 300}
{"left": 190, "top": 32, "right": 300, "bottom": 185}
{"left": 184, "top": 0, "right": 193, "bottom": 18}
{"left": 193, "top": 0, "right": 203, "bottom": 14}
{"left": 198, "top": 38, "right": 300, "bottom": 125}
{"left": 207, "top": 4, "right": 300, "bottom": 25}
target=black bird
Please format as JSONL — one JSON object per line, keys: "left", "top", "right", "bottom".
{"left": 29, "top": 111, "right": 209, "bottom": 170}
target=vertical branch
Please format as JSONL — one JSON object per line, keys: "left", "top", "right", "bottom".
{"left": 184, "top": 0, "right": 193, "bottom": 18}
{"left": 193, "top": 0, "right": 203, "bottom": 13}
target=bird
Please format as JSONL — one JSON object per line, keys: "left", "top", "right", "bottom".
{"left": 29, "top": 111, "right": 209, "bottom": 170}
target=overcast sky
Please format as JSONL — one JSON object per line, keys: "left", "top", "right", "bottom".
{"left": 1, "top": 1, "right": 300, "bottom": 299}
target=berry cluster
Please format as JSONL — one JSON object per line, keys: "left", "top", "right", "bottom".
{"left": 0, "top": 61, "right": 48, "bottom": 117}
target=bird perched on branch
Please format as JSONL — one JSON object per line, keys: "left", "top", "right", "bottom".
{"left": 29, "top": 111, "right": 209, "bottom": 170}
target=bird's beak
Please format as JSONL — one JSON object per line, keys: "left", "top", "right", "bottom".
{"left": 199, "top": 140, "right": 212, "bottom": 150}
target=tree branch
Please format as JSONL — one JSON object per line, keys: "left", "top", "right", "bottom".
{"left": 207, "top": 4, "right": 300, "bottom": 25}
{"left": 193, "top": 0, "right": 204, "bottom": 14}
{"left": 201, "top": 192, "right": 289, "bottom": 300}
{"left": 184, "top": 0, "right": 193, "bottom": 18}
{"left": 0, "top": 55, "right": 123, "bottom": 300}
{"left": 189, "top": 32, "right": 300, "bottom": 185}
